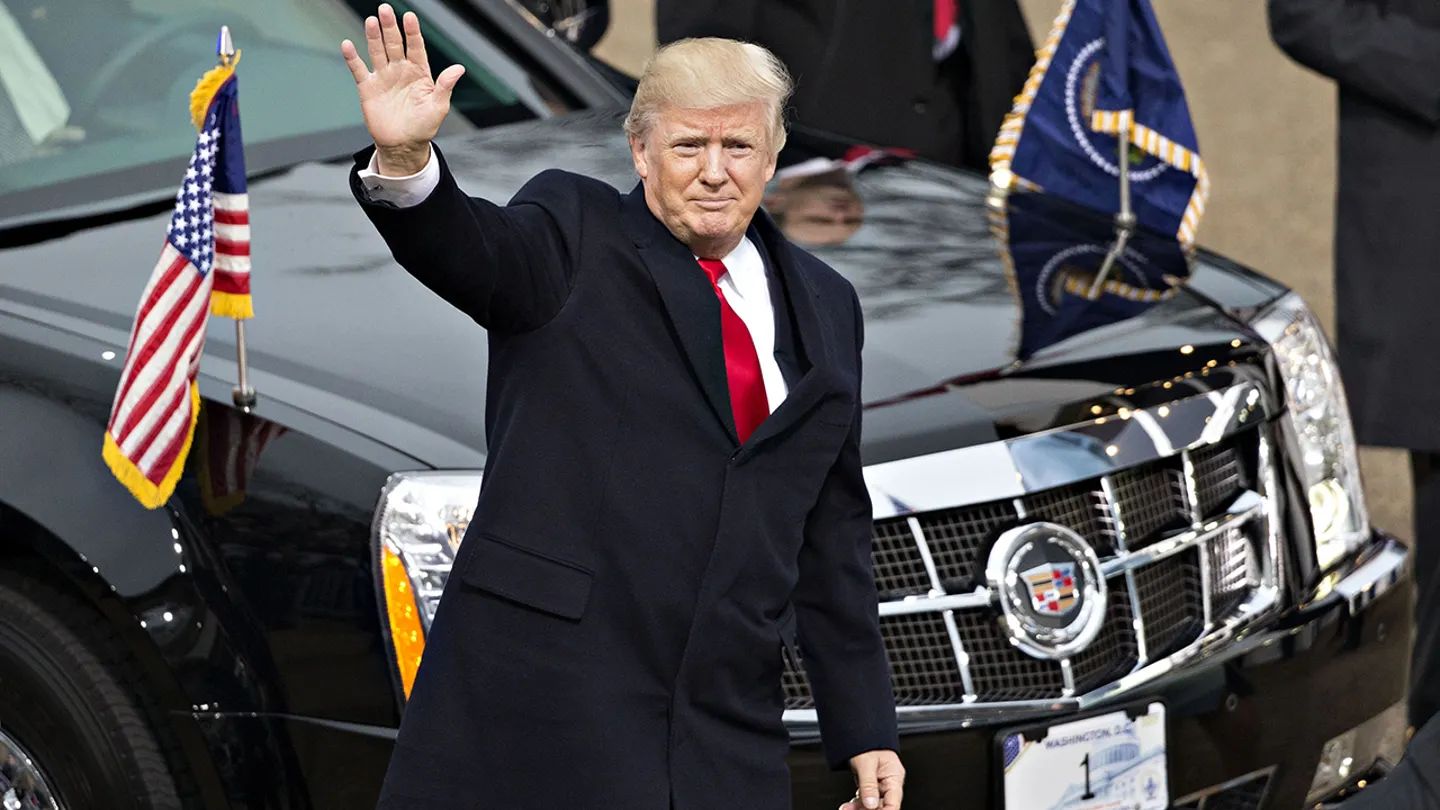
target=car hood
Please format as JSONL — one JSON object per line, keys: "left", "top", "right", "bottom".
{"left": 0, "top": 111, "right": 1288, "bottom": 468}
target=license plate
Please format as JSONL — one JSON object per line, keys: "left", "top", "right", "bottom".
{"left": 999, "top": 702, "right": 1168, "bottom": 810}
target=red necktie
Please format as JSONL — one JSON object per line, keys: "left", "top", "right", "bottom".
{"left": 934, "top": 0, "right": 957, "bottom": 43}
{"left": 697, "top": 258, "right": 770, "bottom": 443}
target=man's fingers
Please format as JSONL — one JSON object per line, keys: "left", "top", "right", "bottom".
{"left": 880, "top": 775, "right": 904, "bottom": 810}
{"left": 403, "top": 11, "right": 430, "bottom": 71}
{"left": 855, "top": 763, "right": 881, "bottom": 810}
{"left": 340, "top": 39, "right": 369, "bottom": 84}
{"left": 378, "top": 4, "right": 406, "bottom": 64}
{"left": 364, "top": 15, "right": 387, "bottom": 70}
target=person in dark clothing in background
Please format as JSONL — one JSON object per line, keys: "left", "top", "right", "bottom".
{"left": 1339, "top": 714, "right": 1440, "bottom": 809}
{"left": 1267, "top": 0, "right": 1440, "bottom": 734}
{"left": 657, "top": 0, "right": 1035, "bottom": 171}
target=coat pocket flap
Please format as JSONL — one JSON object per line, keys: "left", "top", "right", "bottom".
{"left": 458, "top": 534, "right": 594, "bottom": 621}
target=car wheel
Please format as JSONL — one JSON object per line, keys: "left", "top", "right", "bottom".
{"left": 0, "top": 573, "right": 183, "bottom": 809}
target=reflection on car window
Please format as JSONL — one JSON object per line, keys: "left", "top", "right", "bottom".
{"left": 0, "top": 0, "right": 535, "bottom": 201}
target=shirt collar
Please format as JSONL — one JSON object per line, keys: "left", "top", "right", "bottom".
{"left": 702, "top": 235, "right": 767, "bottom": 304}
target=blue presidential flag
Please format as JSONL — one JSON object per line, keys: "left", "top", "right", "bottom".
{"left": 991, "top": 191, "right": 1190, "bottom": 361}
{"left": 990, "top": 0, "right": 1208, "bottom": 246}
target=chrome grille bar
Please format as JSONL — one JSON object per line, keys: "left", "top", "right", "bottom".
{"left": 906, "top": 516, "right": 944, "bottom": 595}
{"left": 1059, "top": 657, "right": 1076, "bottom": 697}
{"left": 872, "top": 500, "right": 1264, "bottom": 617}
{"left": 1101, "top": 475, "right": 1150, "bottom": 666}
{"left": 942, "top": 611, "right": 977, "bottom": 701}
{"left": 906, "top": 515, "right": 979, "bottom": 699}
{"left": 1180, "top": 449, "right": 1216, "bottom": 630}
{"left": 876, "top": 592, "right": 993, "bottom": 615}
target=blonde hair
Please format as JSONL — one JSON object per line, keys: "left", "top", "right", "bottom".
{"left": 623, "top": 38, "right": 793, "bottom": 153}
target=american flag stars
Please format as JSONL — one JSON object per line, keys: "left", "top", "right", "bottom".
{"left": 167, "top": 125, "right": 223, "bottom": 275}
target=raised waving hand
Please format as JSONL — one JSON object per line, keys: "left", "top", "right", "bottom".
{"left": 340, "top": 4, "right": 465, "bottom": 175}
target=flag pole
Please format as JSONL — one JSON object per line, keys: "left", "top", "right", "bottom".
{"left": 1087, "top": 128, "right": 1138, "bottom": 298}
{"left": 215, "top": 25, "right": 258, "bottom": 411}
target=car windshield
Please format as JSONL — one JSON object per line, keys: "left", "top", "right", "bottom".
{"left": 0, "top": 0, "right": 543, "bottom": 222}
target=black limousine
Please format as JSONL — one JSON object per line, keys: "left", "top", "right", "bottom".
{"left": 0, "top": 0, "right": 1413, "bottom": 808}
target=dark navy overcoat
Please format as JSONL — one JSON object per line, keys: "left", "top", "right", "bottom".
{"left": 351, "top": 144, "right": 897, "bottom": 809}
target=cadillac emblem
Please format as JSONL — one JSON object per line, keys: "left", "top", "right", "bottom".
{"left": 985, "top": 522, "right": 1107, "bottom": 660}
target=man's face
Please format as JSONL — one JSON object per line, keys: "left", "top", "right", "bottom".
{"left": 630, "top": 103, "right": 778, "bottom": 258}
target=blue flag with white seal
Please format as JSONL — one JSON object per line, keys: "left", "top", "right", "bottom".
{"left": 990, "top": 0, "right": 1208, "bottom": 246}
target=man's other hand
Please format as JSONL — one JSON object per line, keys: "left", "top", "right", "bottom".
{"left": 340, "top": 3, "right": 465, "bottom": 175}
{"left": 842, "top": 749, "right": 905, "bottom": 810}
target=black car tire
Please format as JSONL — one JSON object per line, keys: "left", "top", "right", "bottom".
{"left": 0, "top": 572, "right": 183, "bottom": 810}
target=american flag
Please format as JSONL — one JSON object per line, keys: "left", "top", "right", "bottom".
{"left": 102, "top": 60, "right": 250, "bottom": 509}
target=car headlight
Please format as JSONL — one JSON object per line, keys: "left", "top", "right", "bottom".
{"left": 1252, "top": 293, "right": 1369, "bottom": 570}
{"left": 371, "top": 471, "right": 482, "bottom": 699}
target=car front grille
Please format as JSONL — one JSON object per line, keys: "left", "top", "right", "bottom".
{"left": 782, "top": 419, "right": 1278, "bottom": 711}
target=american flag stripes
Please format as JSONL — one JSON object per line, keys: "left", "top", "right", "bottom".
{"left": 102, "top": 58, "right": 251, "bottom": 509}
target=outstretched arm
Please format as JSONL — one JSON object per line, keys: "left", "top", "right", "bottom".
{"left": 342, "top": 5, "right": 575, "bottom": 332}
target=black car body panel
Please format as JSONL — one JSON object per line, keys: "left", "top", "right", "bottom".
{"left": 0, "top": 5, "right": 1408, "bottom": 809}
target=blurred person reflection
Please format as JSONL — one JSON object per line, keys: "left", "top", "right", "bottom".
{"left": 766, "top": 167, "right": 863, "bottom": 247}
{"left": 658, "top": 0, "right": 1034, "bottom": 172}
{"left": 765, "top": 144, "right": 912, "bottom": 246}
{"left": 1268, "top": 0, "right": 1440, "bottom": 734}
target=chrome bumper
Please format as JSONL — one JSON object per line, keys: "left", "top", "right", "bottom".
{"left": 1305, "top": 535, "right": 1411, "bottom": 617}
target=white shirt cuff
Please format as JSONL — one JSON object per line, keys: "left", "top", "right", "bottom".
{"left": 356, "top": 145, "right": 440, "bottom": 208}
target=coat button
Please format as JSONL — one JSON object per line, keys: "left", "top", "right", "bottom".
{"left": 913, "top": 99, "right": 928, "bottom": 114}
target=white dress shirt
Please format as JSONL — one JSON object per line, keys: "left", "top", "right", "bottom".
{"left": 696, "top": 236, "right": 788, "bottom": 413}
{"left": 359, "top": 149, "right": 790, "bottom": 412}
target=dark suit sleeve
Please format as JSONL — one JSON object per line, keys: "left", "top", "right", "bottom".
{"left": 793, "top": 287, "right": 898, "bottom": 770}
{"left": 1268, "top": 0, "right": 1440, "bottom": 126}
{"left": 349, "top": 144, "right": 579, "bottom": 333}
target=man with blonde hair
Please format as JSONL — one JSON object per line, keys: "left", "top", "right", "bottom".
{"left": 341, "top": 5, "right": 903, "bottom": 809}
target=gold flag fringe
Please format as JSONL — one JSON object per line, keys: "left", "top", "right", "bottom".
{"left": 989, "top": 0, "right": 1077, "bottom": 176}
{"left": 102, "top": 382, "right": 201, "bottom": 509}
{"left": 188, "top": 52, "right": 241, "bottom": 131}
{"left": 210, "top": 291, "right": 254, "bottom": 319}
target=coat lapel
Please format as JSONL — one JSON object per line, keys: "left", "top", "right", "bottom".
{"left": 623, "top": 185, "right": 737, "bottom": 443}
{"left": 622, "top": 185, "right": 846, "bottom": 452}
{"left": 741, "top": 209, "right": 842, "bottom": 451}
